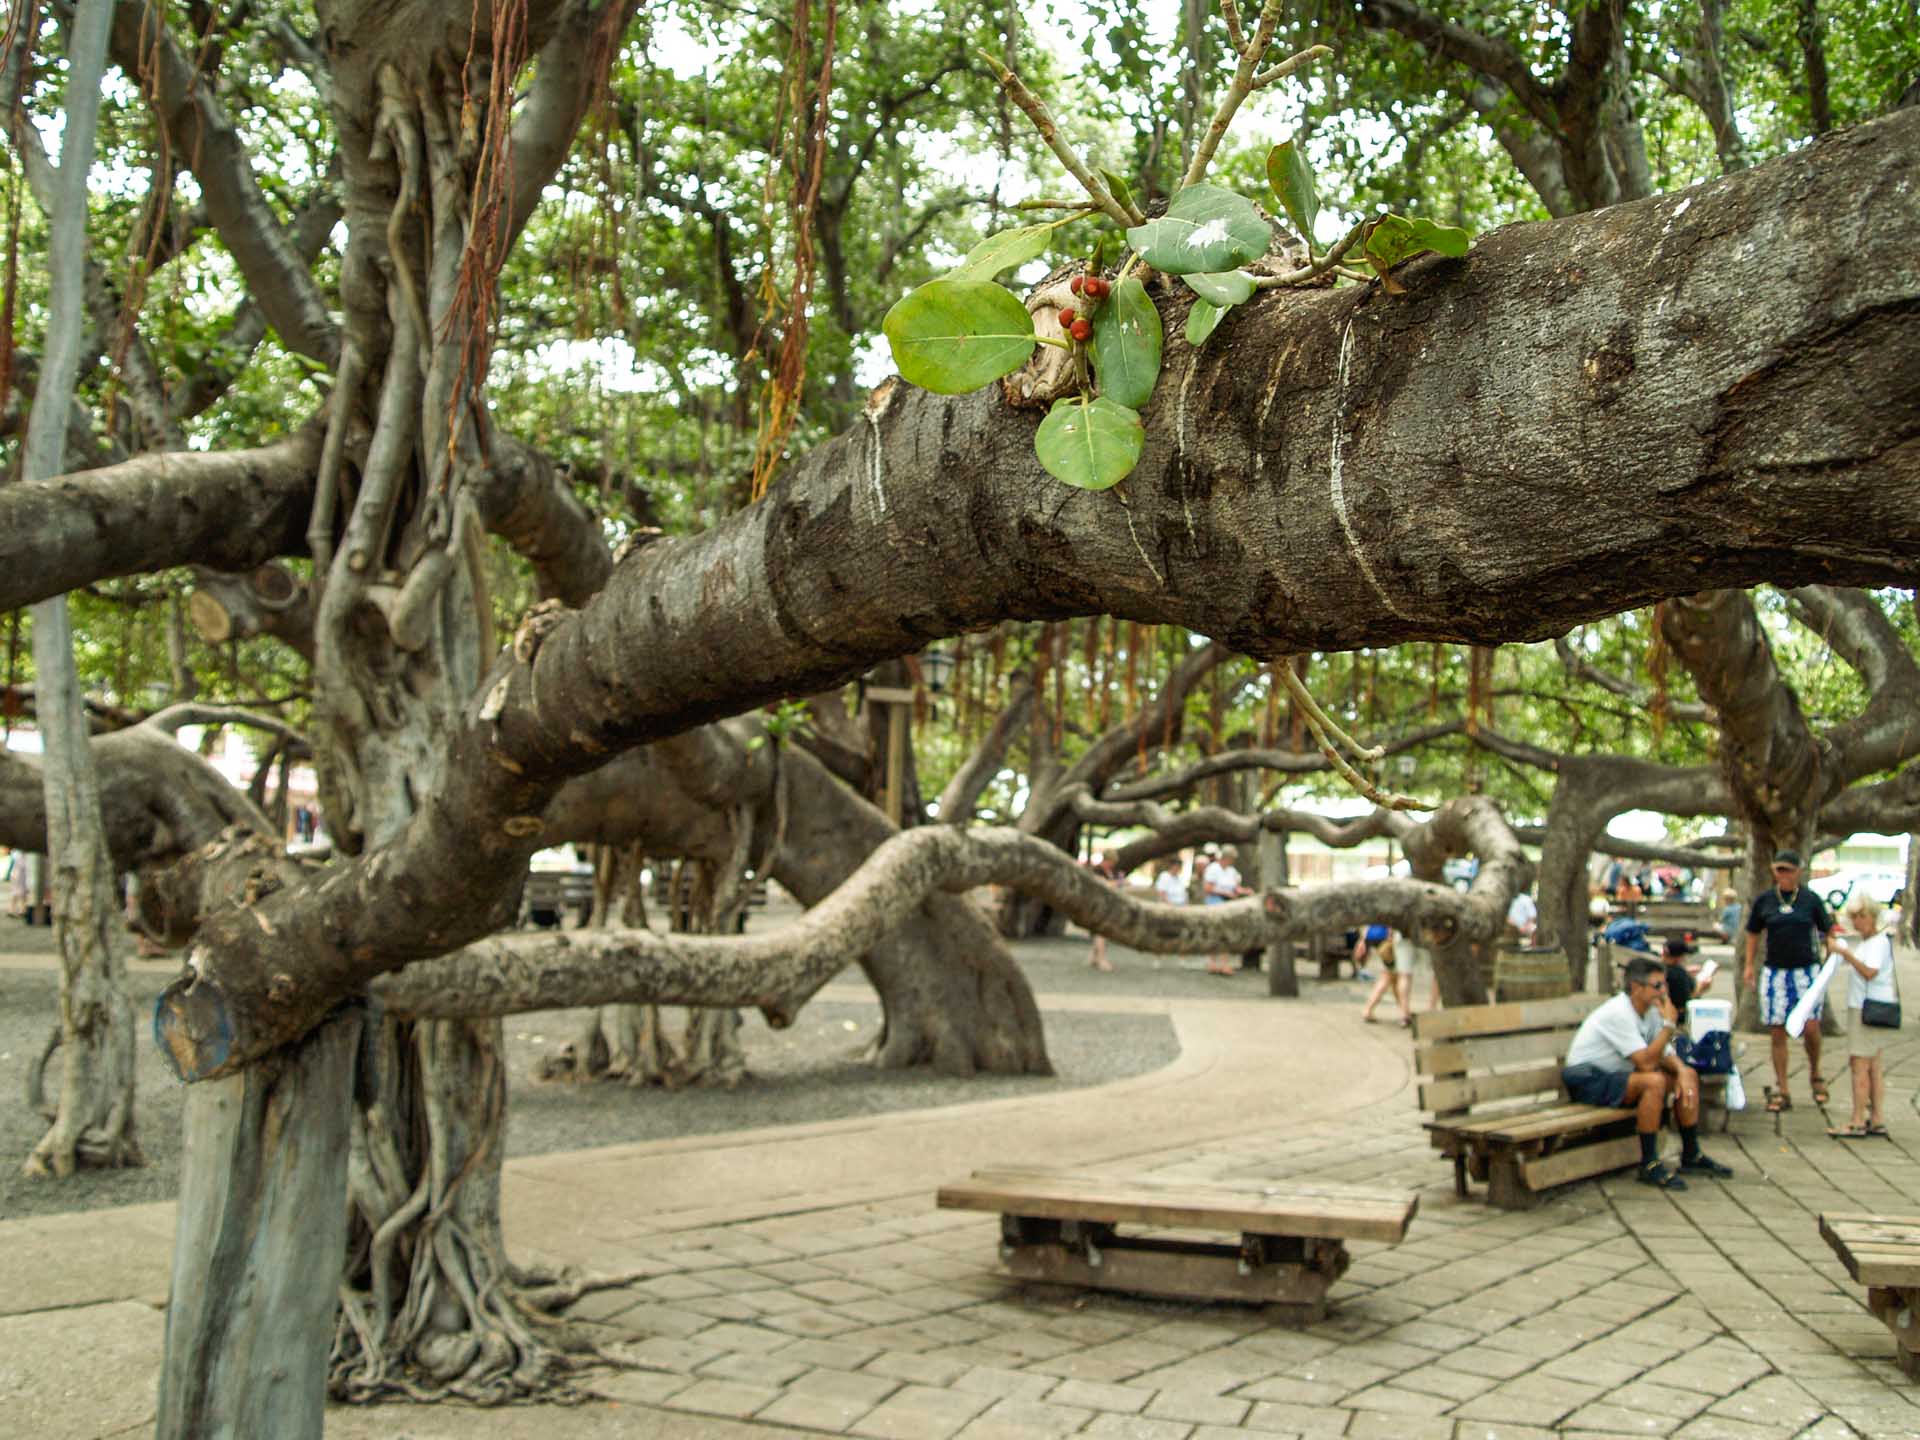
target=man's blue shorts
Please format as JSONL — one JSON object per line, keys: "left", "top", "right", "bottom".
{"left": 1562, "top": 1063, "right": 1630, "bottom": 1109}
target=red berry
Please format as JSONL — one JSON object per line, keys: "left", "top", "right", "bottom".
{"left": 1058, "top": 306, "right": 1076, "bottom": 327}
{"left": 1085, "top": 277, "right": 1109, "bottom": 299}
{"left": 1069, "top": 275, "right": 1084, "bottom": 295}
{"left": 1070, "top": 319, "right": 1092, "bottom": 342}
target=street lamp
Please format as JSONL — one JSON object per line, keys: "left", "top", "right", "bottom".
{"left": 920, "top": 642, "right": 956, "bottom": 694}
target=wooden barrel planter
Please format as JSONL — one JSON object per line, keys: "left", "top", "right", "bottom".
{"left": 1493, "top": 946, "right": 1572, "bottom": 1003}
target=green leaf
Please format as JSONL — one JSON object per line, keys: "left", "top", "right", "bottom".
{"left": 1089, "top": 276, "right": 1163, "bottom": 410}
{"left": 1266, "top": 139, "right": 1319, "bottom": 244}
{"left": 1182, "top": 269, "right": 1255, "bottom": 307}
{"left": 1185, "top": 298, "right": 1225, "bottom": 347}
{"left": 946, "top": 222, "right": 1061, "bottom": 283}
{"left": 1125, "top": 184, "right": 1269, "bottom": 275}
{"left": 1035, "top": 395, "right": 1145, "bottom": 490}
{"left": 1363, "top": 213, "right": 1472, "bottom": 270}
{"left": 1101, "top": 169, "right": 1136, "bottom": 214}
{"left": 882, "top": 280, "right": 1037, "bottom": 394}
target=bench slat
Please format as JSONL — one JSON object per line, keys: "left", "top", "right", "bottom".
{"left": 1818, "top": 1214, "right": 1920, "bottom": 1287}
{"left": 937, "top": 1168, "right": 1416, "bottom": 1243}
{"left": 1410, "top": 992, "right": 1599, "bottom": 1043}
{"left": 1520, "top": 1134, "right": 1641, "bottom": 1191}
{"left": 1418, "top": 1065, "right": 1566, "bottom": 1114}
{"left": 1418, "top": 1028, "right": 1580, "bottom": 1077}
{"left": 1472, "top": 1105, "right": 1628, "bottom": 1144}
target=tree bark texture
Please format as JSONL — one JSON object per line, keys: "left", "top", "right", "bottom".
{"left": 157, "top": 1008, "right": 361, "bottom": 1440}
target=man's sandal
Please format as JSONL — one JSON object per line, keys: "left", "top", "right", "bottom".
{"left": 1636, "top": 1162, "right": 1688, "bottom": 1190}
{"left": 1765, "top": 1092, "right": 1791, "bottom": 1114}
{"left": 1811, "top": 1077, "right": 1831, "bottom": 1106}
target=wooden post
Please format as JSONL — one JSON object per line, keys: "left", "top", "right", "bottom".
{"left": 867, "top": 685, "right": 914, "bottom": 828}
{"left": 156, "top": 1006, "right": 363, "bottom": 1440}
{"left": 1260, "top": 830, "right": 1298, "bottom": 997}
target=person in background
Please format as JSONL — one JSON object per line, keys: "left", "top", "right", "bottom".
{"left": 1084, "top": 849, "right": 1121, "bottom": 972}
{"left": 1715, "top": 887, "right": 1743, "bottom": 943}
{"left": 1827, "top": 894, "right": 1895, "bottom": 1139}
{"left": 1154, "top": 856, "right": 1187, "bottom": 907}
{"left": 1743, "top": 848, "right": 1835, "bottom": 1114}
{"left": 1507, "top": 889, "right": 1538, "bottom": 943}
{"left": 1359, "top": 928, "right": 1415, "bottom": 1026}
{"left": 1202, "top": 846, "right": 1247, "bottom": 975}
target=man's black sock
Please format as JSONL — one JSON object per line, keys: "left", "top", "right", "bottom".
{"left": 1680, "top": 1123, "right": 1700, "bottom": 1162}
{"left": 1639, "top": 1131, "right": 1659, "bottom": 1167}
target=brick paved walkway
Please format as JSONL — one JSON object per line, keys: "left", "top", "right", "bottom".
{"left": 6, "top": 950, "right": 1917, "bottom": 1439}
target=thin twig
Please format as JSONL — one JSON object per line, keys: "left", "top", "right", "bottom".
{"left": 1253, "top": 43, "right": 1330, "bottom": 89}
{"left": 1278, "top": 663, "right": 1434, "bottom": 812}
{"left": 1220, "top": 0, "right": 1246, "bottom": 53}
{"left": 980, "top": 50, "right": 1142, "bottom": 227}
{"left": 1253, "top": 216, "right": 1368, "bottom": 288}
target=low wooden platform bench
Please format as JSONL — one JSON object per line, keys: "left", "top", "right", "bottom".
{"left": 1417, "top": 993, "right": 1644, "bottom": 1209}
{"left": 1820, "top": 1212, "right": 1920, "bottom": 1378}
{"left": 936, "top": 1167, "right": 1417, "bottom": 1320}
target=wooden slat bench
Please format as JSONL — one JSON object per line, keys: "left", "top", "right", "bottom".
{"left": 936, "top": 1167, "right": 1417, "bottom": 1320}
{"left": 1820, "top": 1213, "right": 1920, "bottom": 1378}
{"left": 1416, "top": 993, "right": 1645, "bottom": 1209}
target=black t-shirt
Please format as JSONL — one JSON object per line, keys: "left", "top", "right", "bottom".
{"left": 1665, "top": 962, "right": 1696, "bottom": 1013}
{"left": 1745, "top": 887, "right": 1831, "bottom": 969}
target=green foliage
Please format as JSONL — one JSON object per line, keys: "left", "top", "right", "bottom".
{"left": 1184, "top": 298, "right": 1225, "bottom": 346}
{"left": 1123, "top": 184, "right": 1269, "bottom": 274}
{"left": 946, "top": 222, "right": 1071, "bottom": 283}
{"left": 1087, "top": 276, "right": 1162, "bottom": 409}
{"left": 1265, "top": 139, "right": 1319, "bottom": 246}
{"left": 881, "top": 281, "right": 1038, "bottom": 394}
{"left": 1034, "top": 396, "right": 1145, "bottom": 491}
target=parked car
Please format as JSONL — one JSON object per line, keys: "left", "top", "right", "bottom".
{"left": 1818, "top": 868, "right": 1906, "bottom": 911}
{"left": 521, "top": 845, "right": 594, "bottom": 929}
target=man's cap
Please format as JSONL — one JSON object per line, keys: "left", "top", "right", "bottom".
{"left": 1772, "top": 848, "right": 1803, "bottom": 867}
{"left": 1664, "top": 935, "right": 1697, "bottom": 957}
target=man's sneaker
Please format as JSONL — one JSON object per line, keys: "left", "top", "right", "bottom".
{"left": 1680, "top": 1153, "right": 1734, "bottom": 1179}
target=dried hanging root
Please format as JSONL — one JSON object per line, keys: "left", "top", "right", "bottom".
{"left": 1277, "top": 662, "right": 1433, "bottom": 812}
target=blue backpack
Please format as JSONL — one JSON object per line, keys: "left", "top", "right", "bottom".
{"left": 1601, "top": 918, "right": 1652, "bottom": 953}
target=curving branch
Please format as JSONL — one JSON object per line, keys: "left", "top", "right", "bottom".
{"left": 108, "top": 2, "right": 339, "bottom": 365}
{"left": 1552, "top": 634, "right": 1714, "bottom": 725}
{"left": 935, "top": 676, "right": 1035, "bottom": 823}
{"left": 370, "top": 801, "right": 1516, "bottom": 1022}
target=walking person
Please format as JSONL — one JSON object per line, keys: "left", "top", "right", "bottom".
{"left": 1743, "top": 849, "right": 1835, "bottom": 1114}
{"left": 1359, "top": 928, "right": 1415, "bottom": 1026}
{"left": 1085, "top": 849, "right": 1120, "bottom": 972}
{"left": 1202, "top": 846, "right": 1247, "bottom": 975}
{"left": 1828, "top": 894, "right": 1897, "bottom": 1139}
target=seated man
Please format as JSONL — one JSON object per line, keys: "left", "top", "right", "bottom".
{"left": 1561, "top": 956, "right": 1734, "bottom": 1190}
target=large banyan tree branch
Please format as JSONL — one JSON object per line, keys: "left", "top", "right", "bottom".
{"left": 1552, "top": 634, "right": 1713, "bottom": 725}
{"left": 504, "top": 0, "right": 640, "bottom": 245}
{"left": 0, "top": 433, "right": 323, "bottom": 611}
{"left": 109, "top": 2, "right": 339, "bottom": 366}
{"left": 1102, "top": 720, "right": 1465, "bottom": 805}
{"left": 0, "top": 724, "right": 276, "bottom": 871}
{"left": 371, "top": 798, "right": 1519, "bottom": 1022}
{"left": 153, "top": 110, "right": 1920, "bottom": 1081}
{"left": 1103, "top": 798, "right": 1414, "bottom": 876}
{"left": 1778, "top": 585, "right": 1920, "bottom": 778}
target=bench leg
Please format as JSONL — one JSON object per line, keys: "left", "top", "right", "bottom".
{"left": 1452, "top": 1153, "right": 1467, "bottom": 1199}
{"left": 1867, "top": 1286, "right": 1920, "bottom": 1379}
{"left": 1487, "top": 1153, "right": 1543, "bottom": 1211}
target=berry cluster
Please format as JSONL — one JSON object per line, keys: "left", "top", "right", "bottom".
{"left": 1062, "top": 273, "right": 1112, "bottom": 343}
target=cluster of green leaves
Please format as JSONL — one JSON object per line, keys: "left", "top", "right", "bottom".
{"left": 881, "top": 118, "right": 1468, "bottom": 492}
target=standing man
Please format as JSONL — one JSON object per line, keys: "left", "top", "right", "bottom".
{"left": 1562, "top": 955, "right": 1734, "bottom": 1190}
{"left": 1202, "top": 845, "right": 1247, "bottom": 976}
{"left": 1743, "top": 849, "right": 1834, "bottom": 1114}
{"left": 1506, "top": 889, "right": 1538, "bottom": 943}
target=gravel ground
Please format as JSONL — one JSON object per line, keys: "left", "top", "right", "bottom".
{"left": 0, "top": 911, "right": 1331, "bottom": 1222}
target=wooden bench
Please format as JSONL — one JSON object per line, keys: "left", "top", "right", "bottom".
{"left": 936, "top": 1167, "right": 1417, "bottom": 1320}
{"left": 1417, "top": 993, "right": 1645, "bottom": 1209}
{"left": 1820, "top": 1213, "right": 1920, "bottom": 1378}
